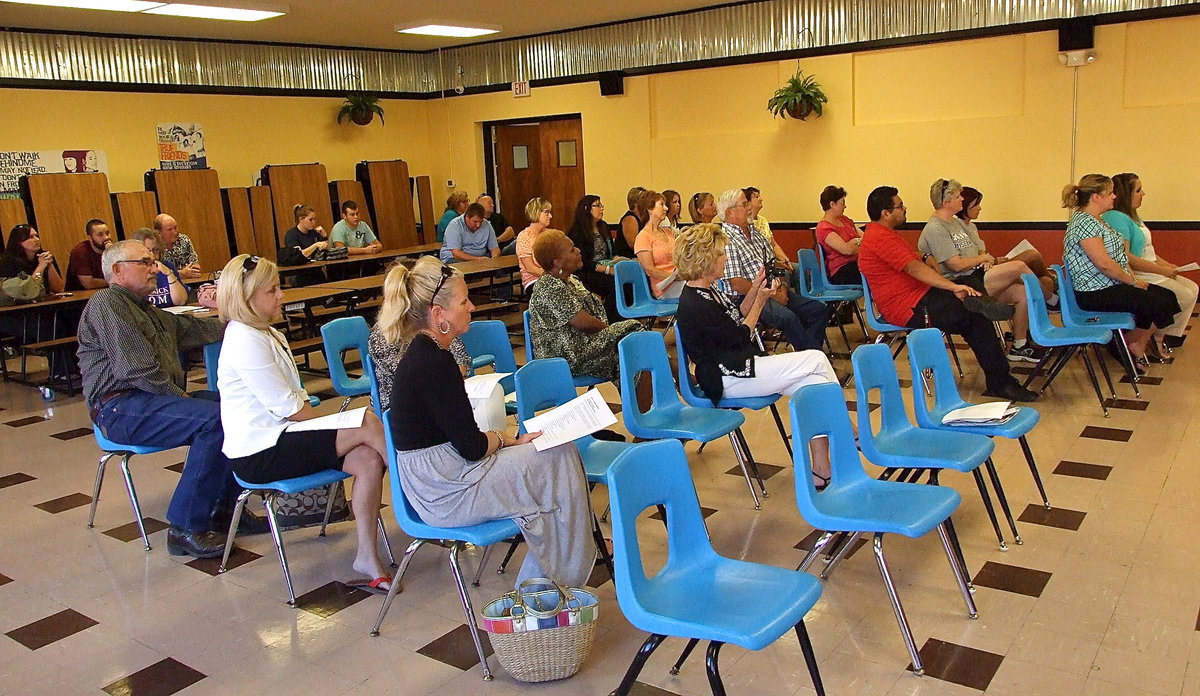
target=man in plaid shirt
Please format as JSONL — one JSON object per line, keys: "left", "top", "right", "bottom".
{"left": 715, "top": 189, "right": 830, "bottom": 351}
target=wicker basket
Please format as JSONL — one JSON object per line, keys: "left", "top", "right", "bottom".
{"left": 480, "top": 579, "right": 599, "bottom": 683}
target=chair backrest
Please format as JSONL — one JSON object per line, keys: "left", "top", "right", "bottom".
{"left": 672, "top": 324, "right": 711, "bottom": 407}
{"left": 522, "top": 310, "right": 535, "bottom": 361}
{"left": 852, "top": 342, "right": 914, "bottom": 457}
{"left": 905, "top": 328, "right": 965, "bottom": 428}
{"left": 618, "top": 331, "right": 681, "bottom": 428}
{"left": 514, "top": 358, "right": 593, "bottom": 441}
{"left": 1053, "top": 264, "right": 1083, "bottom": 323}
{"left": 364, "top": 351, "right": 382, "bottom": 414}
{"left": 859, "top": 272, "right": 901, "bottom": 332}
{"left": 321, "top": 316, "right": 372, "bottom": 398}
{"left": 379, "top": 409, "right": 438, "bottom": 534}
{"left": 789, "top": 383, "right": 871, "bottom": 509}
{"left": 461, "top": 319, "right": 518, "bottom": 392}
{"left": 816, "top": 245, "right": 863, "bottom": 289}
{"left": 796, "top": 248, "right": 818, "bottom": 295}
{"left": 1021, "top": 272, "right": 1057, "bottom": 344}
{"left": 606, "top": 439, "right": 718, "bottom": 616}
{"left": 614, "top": 259, "right": 654, "bottom": 313}
{"left": 203, "top": 341, "right": 222, "bottom": 392}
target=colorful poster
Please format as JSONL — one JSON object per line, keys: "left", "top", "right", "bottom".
{"left": 0, "top": 149, "right": 109, "bottom": 192}
{"left": 156, "top": 123, "right": 207, "bottom": 170}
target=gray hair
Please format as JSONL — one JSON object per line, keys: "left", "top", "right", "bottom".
{"left": 930, "top": 178, "right": 963, "bottom": 209}
{"left": 101, "top": 240, "right": 148, "bottom": 282}
{"left": 714, "top": 188, "right": 744, "bottom": 221}
{"left": 127, "top": 227, "right": 161, "bottom": 246}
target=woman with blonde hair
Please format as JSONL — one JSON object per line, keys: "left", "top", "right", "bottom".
{"left": 688, "top": 191, "right": 716, "bottom": 224}
{"left": 633, "top": 189, "right": 682, "bottom": 299}
{"left": 215, "top": 254, "right": 393, "bottom": 591}
{"left": 515, "top": 197, "right": 553, "bottom": 289}
{"left": 1103, "top": 172, "right": 1197, "bottom": 349}
{"left": 385, "top": 255, "right": 594, "bottom": 588}
{"left": 1061, "top": 174, "right": 1179, "bottom": 365}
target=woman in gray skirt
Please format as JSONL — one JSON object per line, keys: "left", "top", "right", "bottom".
{"left": 381, "top": 255, "right": 594, "bottom": 588}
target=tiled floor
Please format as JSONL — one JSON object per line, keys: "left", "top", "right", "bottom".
{"left": 2, "top": 321, "right": 1199, "bottom": 696}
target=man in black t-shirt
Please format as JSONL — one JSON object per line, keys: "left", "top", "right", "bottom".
{"left": 478, "top": 194, "right": 516, "bottom": 255}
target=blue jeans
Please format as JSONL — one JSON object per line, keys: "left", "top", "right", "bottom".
{"left": 758, "top": 289, "right": 831, "bottom": 352}
{"left": 95, "top": 391, "right": 236, "bottom": 532}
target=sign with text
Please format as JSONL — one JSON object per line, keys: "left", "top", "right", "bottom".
{"left": 0, "top": 149, "right": 109, "bottom": 192}
{"left": 156, "top": 122, "right": 207, "bottom": 170}
{"left": 512, "top": 80, "right": 531, "bottom": 98}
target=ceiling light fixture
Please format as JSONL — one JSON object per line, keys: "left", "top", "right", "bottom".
{"left": 142, "top": 2, "right": 283, "bottom": 21}
{"left": 2, "top": 0, "right": 164, "bottom": 11}
{"left": 396, "top": 22, "right": 500, "bottom": 38}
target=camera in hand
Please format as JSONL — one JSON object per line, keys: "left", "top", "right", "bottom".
{"left": 764, "top": 261, "right": 791, "bottom": 283}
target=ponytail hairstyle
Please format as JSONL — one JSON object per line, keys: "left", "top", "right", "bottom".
{"left": 1060, "top": 173, "right": 1112, "bottom": 211}
{"left": 375, "top": 256, "right": 462, "bottom": 344}
{"left": 1111, "top": 172, "right": 1142, "bottom": 223}
{"left": 688, "top": 191, "right": 713, "bottom": 222}
{"left": 293, "top": 204, "right": 316, "bottom": 222}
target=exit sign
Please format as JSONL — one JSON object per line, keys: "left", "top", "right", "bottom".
{"left": 512, "top": 80, "right": 530, "bottom": 98}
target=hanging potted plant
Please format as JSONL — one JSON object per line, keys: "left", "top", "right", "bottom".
{"left": 337, "top": 93, "right": 385, "bottom": 126}
{"left": 767, "top": 71, "right": 828, "bottom": 121}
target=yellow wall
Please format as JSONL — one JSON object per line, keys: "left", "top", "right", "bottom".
{"left": 3, "top": 14, "right": 1198, "bottom": 223}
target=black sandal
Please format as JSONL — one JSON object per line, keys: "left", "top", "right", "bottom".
{"left": 812, "top": 472, "right": 831, "bottom": 492}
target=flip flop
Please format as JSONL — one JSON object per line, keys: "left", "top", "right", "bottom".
{"left": 348, "top": 576, "right": 392, "bottom": 595}
{"left": 812, "top": 472, "right": 831, "bottom": 492}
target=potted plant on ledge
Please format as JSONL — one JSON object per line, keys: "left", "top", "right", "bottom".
{"left": 337, "top": 93, "right": 385, "bottom": 126}
{"left": 767, "top": 71, "right": 828, "bottom": 121}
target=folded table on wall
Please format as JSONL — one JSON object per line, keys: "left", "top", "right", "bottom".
{"left": 414, "top": 175, "right": 435, "bottom": 245}
{"left": 145, "top": 168, "right": 233, "bottom": 272}
{"left": 261, "top": 163, "right": 332, "bottom": 245}
{"left": 111, "top": 191, "right": 159, "bottom": 239}
{"left": 221, "top": 187, "right": 259, "bottom": 258}
{"left": 0, "top": 198, "right": 29, "bottom": 238}
{"left": 20, "top": 172, "right": 115, "bottom": 265}
{"left": 356, "top": 159, "right": 418, "bottom": 248}
{"left": 329, "top": 180, "right": 374, "bottom": 230}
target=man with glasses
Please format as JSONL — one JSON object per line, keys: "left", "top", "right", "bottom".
{"left": 77, "top": 240, "right": 247, "bottom": 557}
{"left": 858, "top": 186, "right": 1037, "bottom": 401}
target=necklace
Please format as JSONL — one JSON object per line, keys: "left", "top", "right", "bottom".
{"left": 417, "top": 328, "right": 446, "bottom": 349}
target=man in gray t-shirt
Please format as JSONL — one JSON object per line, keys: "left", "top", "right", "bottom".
{"left": 330, "top": 200, "right": 382, "bottom": 255}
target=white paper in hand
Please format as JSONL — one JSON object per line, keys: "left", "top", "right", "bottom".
{"left": 521, "top": 389, "right": 617, "bottom": 451}
{"left": 1004, "top": 239, "right": 1035, "bottom": 260}
{"left": 1174, "top": 262, "right": 1200, "bottom": 272}
{"left": 286, "top": 406, "right": 367, "bottom": 432}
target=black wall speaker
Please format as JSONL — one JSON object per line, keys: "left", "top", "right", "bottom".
{"left": 599, "top": 71, "right": 625, "bottom": 96}
{"left": 1059, "top": 18, "right": 1095, "bottom": 51}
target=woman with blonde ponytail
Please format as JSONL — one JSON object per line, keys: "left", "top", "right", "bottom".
{"left": 381, "top": 255, "right": 594, "bottom": 589}
{"left": 1061, "top": 174, "right": 1180, "bottom": 365}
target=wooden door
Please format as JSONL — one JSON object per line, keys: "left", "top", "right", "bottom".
{"left": 494, "top": 124, "right": 544, "bottom": 230}
{"left": 493, "top": 118, "right": 585, "bottom": 232}
{"left": 538, "top": 119, "right": 585, "bottom": 230}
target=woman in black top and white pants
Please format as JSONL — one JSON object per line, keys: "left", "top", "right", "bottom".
{"left": 383, "top": 256, "right": 593, "bottom": 588}
{"left": 674, "top": 223, "right": 838, "bottom": 486}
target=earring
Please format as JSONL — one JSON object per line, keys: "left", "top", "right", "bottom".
{"left": 437, "top": 319, "right": 451, "bottom": 334}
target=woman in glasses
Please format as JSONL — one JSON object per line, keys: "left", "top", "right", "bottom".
{"left": 215, "top": 254, "right": 394, "bottom": 592}
{"left": 566, "top": 194, "right": 623, "bottom": 319}
{"left": 385, "top": 255, "right": 594, "bottom": 589}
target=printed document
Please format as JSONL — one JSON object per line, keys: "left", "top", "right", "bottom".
{"left": 522, "top": 389, "right": 617, "bottom": 451}
{"left": 286, "top": 406, "right": 367, "bottom": 432}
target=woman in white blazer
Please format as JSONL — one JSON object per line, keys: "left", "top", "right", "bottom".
{"left": 215, "top": 254, "right": 393, "bottom": 591}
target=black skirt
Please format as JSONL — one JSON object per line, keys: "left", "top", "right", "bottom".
{"left": 230, "top": 429, "right": 344, "bottom": 484}
{"left": 1075, "top": 283, "right": 1181, "bottom": 330}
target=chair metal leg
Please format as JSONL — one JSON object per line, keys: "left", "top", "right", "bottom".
{"left": 940, "top": 516, "right": 974, "bottom": 592}
{"left": 1092, "top": 344, "right": 1117, "bottom": 399}
{"left": 834, "top": 305, "right": 854, "bottom": 355}
{"left": 318, "top": 481, "right": 340, "bottom": 537}
{"left": 338, "top": 396, "right": 353, "bottom": 412}
{"left": 449, "top": 543, "right": 493, "bottom": 680}
{"left": 697, "top": 442, "right": 707, "bottom": 454}
{"left": 496, "top": 538, "right": 522, "bottom": 575}
{"left": 1078, "top": 348, "right": 1111, "bottom": 418}
{"left": 851, "top": 303, "right": 869, "bottom": 344}
{"left": 820, "top": 531, "right": 861, "bottom": 580}
{"left": 118, "top": 454, "right": 150, "bottom": 552}
{"left": 937, "top": 521, "right": 979, "bottom": 619}
{"left": 1022, "top": 345, "right": 1062, "bottom": 388}
{"left": 613, "top": 634, "right": 666, "bottom": 696}
{"left": 983, "top": 458, "right": 1021, "bottom": 544}
{"left": 871, "top": 533, "right": 924, "bottom": 675}
{"left": 946, "top": 336, "right": 965, "bottom": 378}
{"left": 261, "top": 493, "right": 297, "bottom": 605}
{"left": 1040, "top": 345, "right": 1080, "bottom": 396}
{"left": 591, "top": 512, "right": 614, "bottom": 579}
{"left": 1115, "top": 330, "right": 1141, "bottom": 397}
{"left": 218, "top": 489, "right": 253, "bottom": 573}
{"left": 705, "top": 641, "right": 727, "bottom": 696}
{"left": 795, "top": 621, "right": 827, "bottom": 696}
{"left": 822, "top": 531, "right": 850, "bottom": 562}
{"left": 727, "top": 432, "right": 761, "bottom": 510}
{"left": 734, "top": 427, "right": 768, "bottom": 498}
{"left": 1019, "top": 435, "right": 1051, "bottom": 509}
{"left": 768, "top": 402, "right": 793, "bottom": 457}
{"left": 471, "top": 543, "right": 494, "bottom": 587}
{"left": 797, "top": 531, "right": 835, "bottom": 573}
{"left": 87, "top": 453, "right": 114, "bottom": 529}
{"left": 377, "top": 516, "right": 395, "bottom": 565}
{"left": 971, "top": 468, "right": 1008, "bottom": 551}
{"left": 669, "top": 638, "right": 700, "bottom": 675}
{"left": 371, "top": 538, "right": 426, "bottom": 636}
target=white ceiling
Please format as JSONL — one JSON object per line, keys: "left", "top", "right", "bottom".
{"left": 0, "top": 0, "right": 727, "bottom": 50}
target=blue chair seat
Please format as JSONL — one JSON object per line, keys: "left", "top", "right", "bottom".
{"left": 1054, "top": 264, "right": 1136, "bottom": 330}
{"left": 860, "top": 273, "right": 908, "bottom": 333}
{"left": 631, "top": 406, "right": 744, "bottom": 443}
{"left": 808, "top": 479, "right": 963, "bottom": 538}
{"left": 635, "top": 557, "right": 823, "bottom": 651}
{"left": 867, "top": 426, "right": 995, "bottom": 473}
{"left": 614, "top": 260, "right": 680, "bottom": 321}
{"left": 233, "top": 469, "right": 350, "bottom": 496}
{"left": 577, "top": 438, "right": 633, "bottom": 483}
{"left": 93, "top": 425, "right": 171, "bottom": 456}
{"left": 1032, "top": 323, "right": 1112, "bottom": 347}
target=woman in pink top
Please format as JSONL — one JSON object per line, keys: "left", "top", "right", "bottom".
{"left": 634, "top": 189, "right": 682, "bottom": 299}
{"left": 814, "top": 185, "right": 865, "bottom": 285}
{"left": 516, "top": 197, "right": 552, "bottom": 289}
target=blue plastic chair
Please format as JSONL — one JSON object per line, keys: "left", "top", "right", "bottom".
{"left": 205, "top": 340, "right": 320, "bottom": 407}
{"left": 816, "top": 244, "right": 863, "bottom": 290}
{"left": 1053, "top": 264, "right": 1141, "bottom": 397}
{"left": 1020, "top": 273, "right": 1116, "bottom": 417}
{"left": 460, "top": 319, "right": 518, "bottom": 390}
{"left": 859, "top": 272, "right": 966, "bottom": 380}
{"left": 371, "top": 410, "right": 522, "bottom": 682}
{"left": 321, "top": 316, "right": 372, "bottom": 412}
{"left": 523, "top": 310, "right": 606, "bottom": 388}
{"left": 618, "top": 332, "right": 761, "bottom": 509}
{"left": 605, "top": 440, "right": 826, "bottom": 696}
{"left": 674, "top": 324, "right": 789, "bottom": 507}
{"left": 87, "top": 425, "right": 172, "bottom": 551}
{"left": 854, "top": 342, "right": 1018, "bottom": 551}
{"left": 907, "top": 328, "right": 1051, "bottom": 511}
{"left": 797, "top": 248, "right": 866, "bottom": 351}
{"left": 614, "top": 260, "right": 679, "bottom": 325}
{"left": 789, "top": 383, "right": 975, "bottom": 676}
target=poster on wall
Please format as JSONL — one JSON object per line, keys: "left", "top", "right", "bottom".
{"left": 156, "top": 123, "right": 207, "bottom": 170}
{"left": 0, "top": 149, "right": 110, "bottom": 194}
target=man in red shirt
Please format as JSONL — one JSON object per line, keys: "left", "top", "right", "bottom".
{"left": 65, "top": 218, "right": 112, "bottom": 291}
{"left": 859, "top": 186, "right": 1036, "bottom": 401}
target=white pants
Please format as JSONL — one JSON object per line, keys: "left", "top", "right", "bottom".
{"left": 721, "top": 350, "right": 837, "bottom": 399}
{"left": 1136, "top": 272, "right": 1199, "bottom": 337}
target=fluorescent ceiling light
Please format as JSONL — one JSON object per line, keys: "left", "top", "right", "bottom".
{"left": 2, "top": 0, "right": 164, "bottom": 10}
{"left": 396, "top": 22, "right": 500, "bottom": 38}
{"left": 142, "top": 2, "right": 283, "bottom": 20}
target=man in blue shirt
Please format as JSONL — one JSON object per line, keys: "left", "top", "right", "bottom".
{"left": 440, "top": 203, "right": 500, "bottom": 262}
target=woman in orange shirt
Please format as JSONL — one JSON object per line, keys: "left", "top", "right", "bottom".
{"left": 634, "top": 189, "right": 682, "bottom": 299}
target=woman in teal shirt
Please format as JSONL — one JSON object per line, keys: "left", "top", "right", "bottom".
{"left": 1102, "top": 173, "right": 1197, "bottom": 348}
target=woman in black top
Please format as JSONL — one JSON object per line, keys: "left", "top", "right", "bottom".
{"left": 383, "top": 256, "right": 594, "bottom": 588}
{"left": 613, "top": 186, "right": 645, "bottom": 258}
{"left": 566, "top": 194, "right": 625, "bottom": 318}
{"left": 281, "top": 204, "right": 329, "bottom": 264}
{"left": 1, "top": 224, "right": 64, "bottom": 294}
{"left": 673, "top": 223, "right": 839, "bottom": 488}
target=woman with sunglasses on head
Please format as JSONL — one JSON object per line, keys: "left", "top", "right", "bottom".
{"left": 215, "top": 254, "right": 394, "bottom": 592}
{"left": 385, "top": 256, "right": 594, "bottom": 589}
